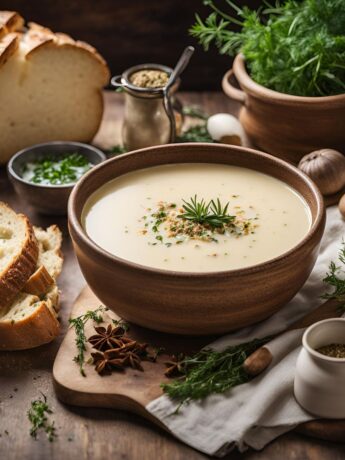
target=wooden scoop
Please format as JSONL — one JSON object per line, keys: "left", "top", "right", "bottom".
{"left": 243, "top": 298, "right": 342, "bottom": 376}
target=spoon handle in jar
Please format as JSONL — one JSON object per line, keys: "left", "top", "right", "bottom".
{"left": 164, "top": 46, "right": 195, "bottom": 142}
{"left": 166, "top": 46, "right": 195, "bottom": 91}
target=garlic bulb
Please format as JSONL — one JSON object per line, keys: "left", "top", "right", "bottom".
{"left": 207, "top": 113, "right": 245, "bottom": 146}
{"left": 298, "top": 149, "right": 345, "bottom": 196}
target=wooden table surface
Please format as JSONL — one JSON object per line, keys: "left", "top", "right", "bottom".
{"left": 0, "top": 92, "right": 344, "bottom": 460}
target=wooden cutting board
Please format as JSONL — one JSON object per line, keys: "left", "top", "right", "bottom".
{"left": 53, "top": 286, "right": 345, "bottom": 445}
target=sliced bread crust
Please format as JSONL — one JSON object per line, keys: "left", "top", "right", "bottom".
{"left": 0, "top": 224, "right": 63, "bottom": 350}
{"left": 23, "top": 265, "right": 54, "bottom": 296}
{"left": 0, "top": 287, "right": 60, "bottom": 350}
{"left": 0, "top": 202, "right": 38, "bottom": 311}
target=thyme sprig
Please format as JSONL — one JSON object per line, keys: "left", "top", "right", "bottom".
{"left": 180, "top": 195, "right": 235, "bottom": 228}
{"left": 161, "top": 337, "right": 270, "bottom": 404}
{"left": 162, "top": 242, "right": 345, "bottom": 406}
{"left": 322, "top": 242, "right": 345, "bottom": 311}
{"left": 28, "top": 393, "right": 56, "bottom": 442}
{"left": 69, "top": 306, "right": 106, "bottom": 376}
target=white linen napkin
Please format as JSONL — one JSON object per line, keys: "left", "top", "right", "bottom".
{"left": 146, "top": 206, "right": 345, "bottom": 456}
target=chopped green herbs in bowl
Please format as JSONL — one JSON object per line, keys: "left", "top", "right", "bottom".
{"left": 22, "top": 152, "right": 93, "bottom": 186}
{"left": 8, "top": 141, "right": 106, "bottom": 215}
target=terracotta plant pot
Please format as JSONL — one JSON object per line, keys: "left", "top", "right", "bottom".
{"left": 68, "top": 143, "right": 325, "bottom": 335}
{"left": 222, "top": 54, "right": 345, "bottom": 164}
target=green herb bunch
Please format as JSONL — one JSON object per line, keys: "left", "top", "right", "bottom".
{"left": 161, "top": 337, "right": 270, "bottom": 404}
{"left": 180, "top": 195, "right": 235, "bottom": 227}
{"left": 69, "top": 306, "right": 106, "bottom": 376}
{"left": 28, "top": 393, "right": 56, "bottom": 442}
{"left": 191, "top": 0, "right": 345, "bottom": 96}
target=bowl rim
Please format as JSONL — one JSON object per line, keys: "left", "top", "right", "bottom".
{"left": 233, "top": 53, "right": 345, "bottom": 105}
{"left": 68, "top": 142, "right": 325, "bottom": 279}
{"left": 7, "top": 141, "right": 107, "bottom": 190}
{"left": 303, "top": 318, "right": 345, "bottom": 363}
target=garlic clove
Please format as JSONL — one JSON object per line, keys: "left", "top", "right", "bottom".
{"left": 298, "top": 149, "right": 345, "bottom": 196}
{"left": 339, "top": 194, "right": 345, "bottom": 219}
{"left": 207, "top": 113, "right": 245, "bottom": 146}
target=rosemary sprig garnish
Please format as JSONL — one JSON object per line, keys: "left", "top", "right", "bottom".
{"left": 69, "top": 306, "right": 106, "bottom": 376}
{"left": 161, "top": 337, "right": 270, "bottom": 404}
{"left": 322, "top": 241, "right": 345, "bottom": 311}
{"left": 28, "top": 393, "right": 56, "bottom": 442}
{"left": 180, "top": 195, "right": 235, "bottom": 227}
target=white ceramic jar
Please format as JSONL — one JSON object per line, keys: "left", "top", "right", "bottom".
{"left": 294, "top": 318, "right": 345, "bottom": 418}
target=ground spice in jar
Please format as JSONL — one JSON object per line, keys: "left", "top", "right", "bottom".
{"left": 316, "top": 343, "right": 345, "bottom": 358}
{"left": 130, "top": 69, "right": 169, "bottom": 88}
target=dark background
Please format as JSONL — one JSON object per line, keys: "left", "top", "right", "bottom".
{"left": 0, "top": 0, "right": 261, "bottom": 90}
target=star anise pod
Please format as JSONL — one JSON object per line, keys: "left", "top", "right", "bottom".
{"left": 164, "top": 354, "right": 186, "bottom": 377}
{"left": 119, "top": 339, "right": 138, "bottom": 352}
{"left": 91, "top": 349, "right": 127, "bottom": 375}
{"left": 125, "top": 351, "right": 144, "bottom": 371}
{"left": 132, "top": 342, "right": 150, "bottom": 358}
{"left": 88, "top": 324, "right": 125, "bottom": 351}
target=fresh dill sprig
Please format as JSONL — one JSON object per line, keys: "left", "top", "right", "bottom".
{"left": 161, "top": 337, "right": 270, "bottom": 404}
{"left": 190, "top": 0, "right": 345, "bottom": 97}
{"left": 180, "top": 195, "right": 235, "bottom": 227}
{"left": 69, "top": 306, "right": 106, "bottom": 376}
{"left": 28, "top": 393, "right": 56, "bottom": 442}
{"left": 322, "top": 242, "right": 345, "bottom": 311}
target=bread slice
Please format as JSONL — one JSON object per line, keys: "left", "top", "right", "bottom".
{"left": 34, "top": 225, "right": 63, "bottom": 280}
{"left": 23, "top": 265, "right": 54, "bottom": 296}
{"left": 0, "top": 202, "right": 38, "bottom": 311}
{"left": 0, "top": 225, "right": 63, "bottom": 350}
{"left": 23, "top": 224, "right": 63, "bottom": 296}
{"left": 0, "top": 11, "right": 110, "bottom": 164}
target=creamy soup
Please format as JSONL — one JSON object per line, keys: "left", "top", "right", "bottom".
{"left": 82, "top": 163, "right": 311, "bottom": 272}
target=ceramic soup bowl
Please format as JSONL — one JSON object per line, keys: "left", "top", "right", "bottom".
{"left": 294, "top": 318, "right": 345, "bottom": 419}
{"left": 68, "top": 143, "right": 325, "bottom": 335}
{"left": 222, "top": 54, "right": 345, "bottom": 164}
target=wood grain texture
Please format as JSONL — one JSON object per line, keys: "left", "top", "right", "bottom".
{"left": 53, "top": 287, "right": 345, "bottom": 447}
{"left": 0, "top": 0, "right": 260, "bottom": 90}
{"left": 0, "top": 92, "right": 343, "bottom": 460}
{"left": 53, "top": 286, "right": 210, "bottom": 411}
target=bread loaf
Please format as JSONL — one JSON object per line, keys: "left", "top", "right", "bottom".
{"left": 0, "top": 11, "right": 110, "bottom": 164}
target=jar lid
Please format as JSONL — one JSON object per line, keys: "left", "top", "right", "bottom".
{"left": 111, "top": 64, "right": 177, "bottom": 98}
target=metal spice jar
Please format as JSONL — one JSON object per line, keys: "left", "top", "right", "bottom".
{"left": 111, "top": 64, "right": 181, "bottom": 151}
